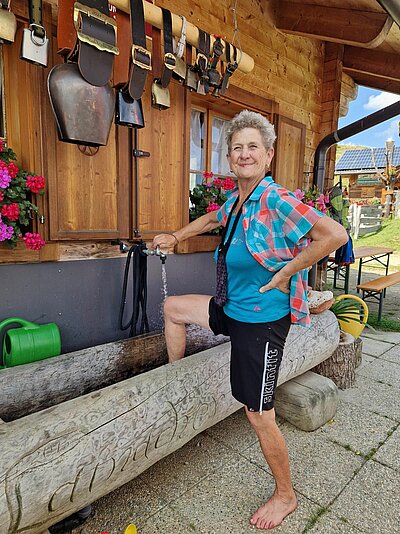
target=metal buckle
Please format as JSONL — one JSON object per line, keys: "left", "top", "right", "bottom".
{"left": 164, "top": 52, "right": 176, "bottom": 70}
{"left": 73, "top": 1, "right": 118, "bottom": 55}
{"left": 131, "top": 45, "right": 152, "bottom": 70}
{"left": 196, "top": 52, "right": 208, "bottom": 67}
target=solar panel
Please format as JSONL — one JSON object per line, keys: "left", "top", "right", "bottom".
{"left": 336, "top": 146, "right": 400, "bottom": 172}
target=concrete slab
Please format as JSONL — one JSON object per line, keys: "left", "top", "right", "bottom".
{"left": 81, "top": 475, "right": 168, "bottom": 533}
{"left": 138, "top": 432, "right": 238, "bottom": 503}
{"left": 362, "top": 331, "right": 400, "bottom": 344}
{"left": 339, "top": 376, "right": 400, "bottom": 421}
{"left": 169, "top": 455, "right": 319, "bottom": 533}
{"left": 320, "top": 400, "right": 395, "bottom": 455}
{"left": 357, "top": 358, "right": 400, "bottom": 389}
{"left": 356, "top": 353, "right": 375, "bottom": 371}
{"left": 330, "top": 461, "right": 400, "bottom": 532}
{"left": 137, "top": 505, "right": 202, "bottom": 533}
{"left": 374, "top": 425, "right": 400, "bottom": 470}
{"left": 205, "top": 408, "right": 258, "bottom": 452}
{"left": 379, "top": 344, "right": 400, "bottom": 364}
{"left": 241, "top": 424, "right": 364, "bottom": 506}
{"left": 359, "top": 336, "right": 394, "bottom": 357}
{"left": 309, "top": 511, "right": 362, "bottom": 533}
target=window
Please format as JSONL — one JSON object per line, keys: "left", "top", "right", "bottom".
{"left": 189, "top": 103, "right": 233, "bottom": 192}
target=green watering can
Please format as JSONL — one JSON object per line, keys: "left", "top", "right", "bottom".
{"left": 0, "top": 317, "right": 61, "bottom": 369}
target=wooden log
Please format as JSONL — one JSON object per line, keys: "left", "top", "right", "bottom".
{"left": 313, "top": 331, "right": 357, "bottom": 389}
{"left": 0, "top": 312, "right": 339, "bottom": 533}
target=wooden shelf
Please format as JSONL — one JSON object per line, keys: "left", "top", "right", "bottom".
{"left": 176, "top": 235, "right": 221, "bottom": 254}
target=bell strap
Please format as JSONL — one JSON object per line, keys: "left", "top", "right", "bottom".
{"left": 28, "top": 0, "right": 45, "bottom": 38}
{"left": 159, "top": 7, "right": 175, "bottom": 88}
{"left": 207, "top": 35, "right": 223, "bottom": 88}
{"left": 219, "top": 41, "right": 238, "bottom": 95}
{"left": 68, "top": 0, "right": 118, "bottom": 87}
{"left": 128, "top": 0, "right": 151, "bottom": 100}
{"left": 175, "top": 15, "right": 186, "bottom": 59}
{"left": 196, "top": 28, "right": 210, "bottom": 82}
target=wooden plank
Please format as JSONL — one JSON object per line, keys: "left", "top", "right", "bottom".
{"left": 277, "top": 1, "right": 392, "bottom": 48}
{"left": 344, "top": 46, "right": 400, "bottom": 81}
{"left": 273, "top": 115, "right": 306, "bottom": 191}
{"left": 176, "top": 235, "right": 221, "bottom": 254}
{"left": 357, "top": 272, "right": 400, "bottom": 292}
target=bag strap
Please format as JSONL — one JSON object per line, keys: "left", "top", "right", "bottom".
{"left": 128, "top": 0, "right": 151, "bottom": 99}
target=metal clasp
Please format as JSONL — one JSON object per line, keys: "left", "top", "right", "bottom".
{"left": 131, "top": 44, "right": 152, "bottom": 70}
{"left": 73, "top": 1, "right": 119, "bottom": 55}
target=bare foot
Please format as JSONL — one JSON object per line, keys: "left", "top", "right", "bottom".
{"left": 250, "top": 492, "right": 297, "bottom": 530}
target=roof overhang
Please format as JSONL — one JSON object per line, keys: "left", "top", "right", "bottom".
{"left": 275, "top": 0, "right": 400, "bottom": 95}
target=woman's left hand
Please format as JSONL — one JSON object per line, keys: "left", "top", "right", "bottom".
{"left": 259, "top": 271, "right": 291, "bottom": 294}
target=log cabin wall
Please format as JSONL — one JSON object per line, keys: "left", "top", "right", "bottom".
{"left": 0, "top": 0, "right": 337, "bottom": 350}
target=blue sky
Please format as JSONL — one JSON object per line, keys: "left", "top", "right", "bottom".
{"left": 338, "top": 86, "right": 400, "bottom": 148}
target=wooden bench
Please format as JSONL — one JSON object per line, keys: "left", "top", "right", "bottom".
{"left": 357, "top": 271, "right": 400, "bottom": 321}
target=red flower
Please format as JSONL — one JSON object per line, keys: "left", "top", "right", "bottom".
{"left": 0, "top": 190, "right": 4, "bottom": 202}
{"left": 223, "top": 177, "right": 235, "bottom": 190}
{"left": 202, "top": 170, "right": 213, "bottom": 181}
{"left": 1, "top": 202, "right": 20, "bottom": 221}
{"left": 7, "top": 162, "right": 19, "bottom": 178}
{"left": 212, "top": 177, "right": 224, "bottom": 187}
{"left": 206, "top": 202, "right": 220, "bottom": 212}
{"left": 26, "top": 174, "right": 45, "bottom": 194}
{"left": 23, "top": 232, "right": 45, "bottom": 250}
{"left": 0, "top": 139, "right": 4, "bottom": 152}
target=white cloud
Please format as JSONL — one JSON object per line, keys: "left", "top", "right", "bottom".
{"left": 373, "top": 119, "right": 399, "bottom": 140}
{"left": 364, "top": 91, "right": 400, "bottom": 111}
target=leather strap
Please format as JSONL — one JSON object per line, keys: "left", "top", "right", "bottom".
{"left": 196, "top": 29, "right": 210, "bottom": 82}
{"left": 112, "top": 9, "right": 131, "bottom": 87}
{"left": 207, "top": 36, "right": 223, "bottom": 87}
{"left": 159, "top": 7, "right": 175, "bottom": 88}
{"left": 28, "top": 0, "right": 45, "bottom": 38}
{"left": 219, "top": 41, "right": 238, "bottom": 95}
{"left": 176, "top": 15, "right": 186, "bottom": 59}
{"left": 69, "top": 0, "right": 118, "bottom": 87}
{"left": 128, "top": 0, "right": 151, "bottom": 100}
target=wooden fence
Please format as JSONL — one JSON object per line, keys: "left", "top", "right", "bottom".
{"left": 348, "top": 204, "right": 383, "bottom": 240}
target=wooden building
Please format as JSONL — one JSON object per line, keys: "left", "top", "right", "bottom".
{"left": 1, "top": 0, "right": 400, "bottom": 352}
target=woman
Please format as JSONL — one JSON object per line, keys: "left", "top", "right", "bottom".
{"left": 153, "top": 110, "right": 347, "bottom": 530}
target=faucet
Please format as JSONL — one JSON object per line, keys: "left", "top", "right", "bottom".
{"left": 142, "top": 245, "right": 167, "bottom": 264}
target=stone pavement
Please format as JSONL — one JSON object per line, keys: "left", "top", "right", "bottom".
{"left": 79, "top": 328, "right": 400, "bottom": 534}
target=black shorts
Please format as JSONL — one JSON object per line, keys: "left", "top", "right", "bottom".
{"left": 208, "top": 297, "right": 291, "bottom": 412}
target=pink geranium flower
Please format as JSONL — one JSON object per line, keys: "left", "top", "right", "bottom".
{"left": 23, "top": 232, "right": 45, "bottom": 250}
{"left": 206, "top": 202, "right": 220, "bottom": 212}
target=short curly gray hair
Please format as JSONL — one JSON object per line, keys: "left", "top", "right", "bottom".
{"left": 225, "top": 110, "right": 276, "bottom": 152}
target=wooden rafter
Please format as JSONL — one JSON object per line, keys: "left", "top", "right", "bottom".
{"left": 344, "top": 46, "right": 400, "bottom": 81}
{"left": 343, "top": 69, "right": 400, "bottom": 94}
{"left": 276, "top": 1, "right": 393, "bottom": 49}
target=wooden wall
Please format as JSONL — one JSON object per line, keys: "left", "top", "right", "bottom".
{"left": 1, "top": 0, "right": 339, "bottom": 262}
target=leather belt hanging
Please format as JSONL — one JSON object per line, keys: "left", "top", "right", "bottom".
{"left": 219, "top": 41, "right": 238, "bottom": 95}
{"left": 207, "top": 36, "right": 223, "bottom": 88}
{"left": 195, "top": 29, "right": 210, "bottom": 85}
{"left": 159, "top": 7, "right": 175, "bottom": 88}
{"left": 128, "top": 0, "right": 151, "bottom": 100}
{"left": 69, "top": 0, "right": 118, "bottom": 86}
{"left": 173, "top": 15, "right": 186, "bottom": 82}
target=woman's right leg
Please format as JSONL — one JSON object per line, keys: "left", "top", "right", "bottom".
{"left": 163, "top": 294, "right": 212, "bottom": 362}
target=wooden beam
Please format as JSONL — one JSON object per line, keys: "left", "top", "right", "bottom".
{"left": 277, "top": 1, "right": 392, "bottom": 49}
{"left": 344, "top": 69, "right": 400, "bottom": 94}
{"left": 344, "top": 46, "right": 400, "bottom": 81}
{"left": 111, "top": 0, "right": 254, "bottom": 73}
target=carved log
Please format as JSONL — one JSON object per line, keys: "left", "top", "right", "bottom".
{"left": 0, "top": 312, "right": 338, "bottom": 533}
{"left": 313, "top": 331, "right": 357, "bottom": 389}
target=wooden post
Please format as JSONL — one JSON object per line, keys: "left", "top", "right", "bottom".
{"left": 313, "top": 331, "right": 357, "bottom": 389}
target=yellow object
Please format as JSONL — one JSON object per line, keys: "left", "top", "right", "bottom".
{"left": 335, "top": 294, "right": 369, "bottom": 339}
{"left": 124, "top": 525, "right": 137, "bottom": 534}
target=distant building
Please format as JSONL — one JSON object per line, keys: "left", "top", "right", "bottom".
{"left": 335, "top": 147, "right": 400, "bottom": 201}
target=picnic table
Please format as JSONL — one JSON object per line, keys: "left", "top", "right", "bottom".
{"left": 327, "top": 246, "right": 394, "bottom": 294}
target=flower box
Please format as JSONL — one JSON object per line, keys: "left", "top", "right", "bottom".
{"left": 176, "top": 235, "right": 221, "bottom": 254}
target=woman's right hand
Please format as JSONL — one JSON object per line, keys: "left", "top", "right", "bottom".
{"left": 152, "top": 233, "right": 178, "bottom": 252}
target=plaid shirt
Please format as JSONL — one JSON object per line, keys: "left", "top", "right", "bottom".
{"left": 216, "top": 175, "right": 324, "bottom": 327}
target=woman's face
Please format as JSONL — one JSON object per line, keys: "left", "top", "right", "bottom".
{"left": 227, "top": 128, "right": 274, "bottom": 182}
